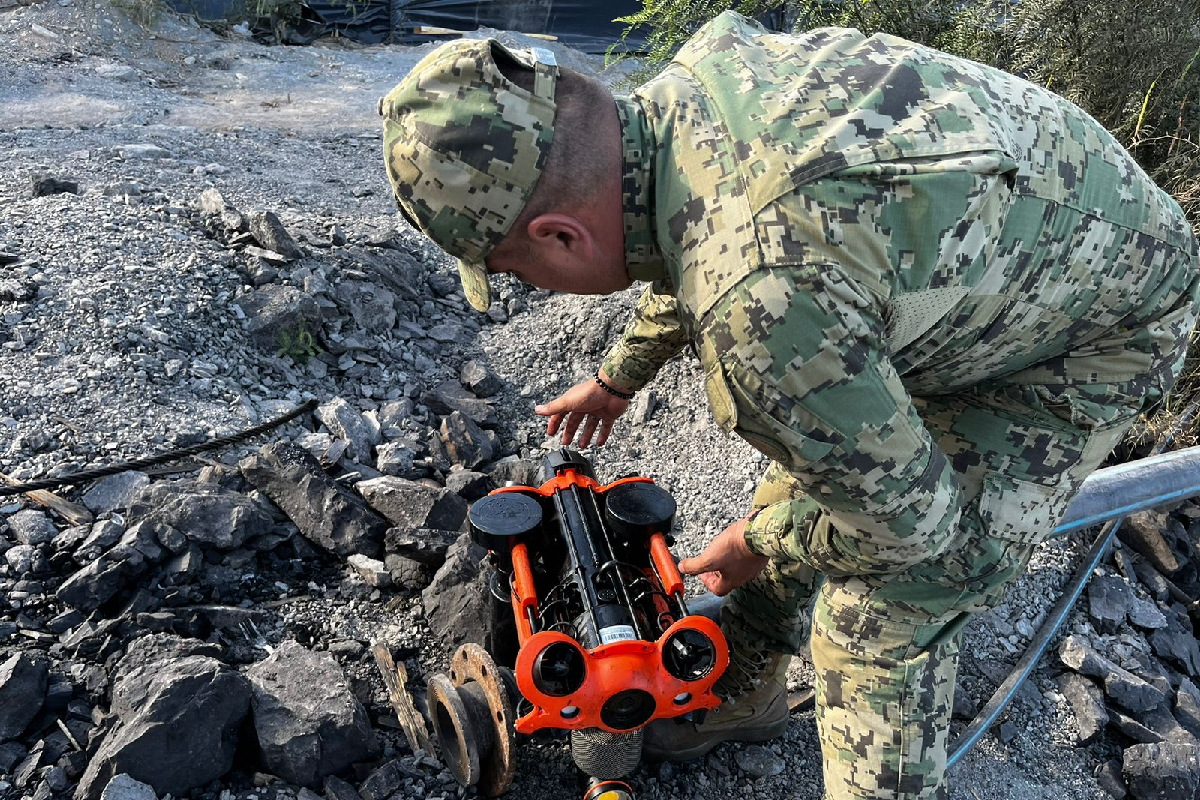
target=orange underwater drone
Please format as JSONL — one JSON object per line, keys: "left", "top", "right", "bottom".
{"left": 427, "top": 450, "right": 729, "bottom": 800}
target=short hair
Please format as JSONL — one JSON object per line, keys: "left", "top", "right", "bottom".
{"left": 498, "top": 58, "right": 619, "bottom": 234}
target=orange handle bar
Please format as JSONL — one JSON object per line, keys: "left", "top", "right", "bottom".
{"left": 511, "top": 542, "right": 538, "bottom": 640}
{"left": 648, "top": 533, "right": 684, "bottom": 597}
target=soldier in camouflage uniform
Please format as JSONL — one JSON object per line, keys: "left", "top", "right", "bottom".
{"left": 379, "top": 12, "right": 1200, "bottom": 799}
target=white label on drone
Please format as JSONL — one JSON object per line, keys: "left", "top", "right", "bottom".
{"left": 599, "top": 625, "right": 637, "bottom": 644}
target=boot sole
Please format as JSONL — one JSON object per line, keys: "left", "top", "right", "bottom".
{"left": 641, "top": 714, "right": 790, "bottom": 763}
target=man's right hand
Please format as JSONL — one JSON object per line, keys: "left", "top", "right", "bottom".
{"left": 535, "top": 371, "right": 632, "bottom": 447}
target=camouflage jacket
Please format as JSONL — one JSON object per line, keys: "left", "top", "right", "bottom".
{"left": 599, "top": 12, "right": 1199, "bottom": 573}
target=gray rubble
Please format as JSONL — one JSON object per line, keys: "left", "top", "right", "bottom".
{"left": 0, "top": 2, "right": 1195, "bottom": 800}
{"left": 246, "top": 641, "right": 379, "bottom": 788}
{"left": 1123, "top": 742, "right": 1200, "bottom": 799}
{"left": 0, "top": 653, "right": 48, "bottom": 742}
{"left": 240, "top": 442, "right": 388, "bottom": 558}
{"left": 76, "top": 653, "right": 252, "bottom": 800}
{"left": 356, "top": 476, "right": 467, "bottom": 534}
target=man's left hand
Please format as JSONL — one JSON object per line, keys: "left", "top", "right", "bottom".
{"left": 678, "top": 517, "right": 769, "bottom": 596}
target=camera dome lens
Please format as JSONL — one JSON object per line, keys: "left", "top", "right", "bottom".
{"left": 663, "top": 629, "right": 717, "bottom": 681}
{"left": 600, "top": 689, "right": 656, "bottom": 730}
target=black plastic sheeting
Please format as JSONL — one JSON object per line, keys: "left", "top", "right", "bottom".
{"left": 167, "top": 0, "right": 647, "bottom": 53}
{"left": 392, "top": 0, "right": 646, "bottom": 53}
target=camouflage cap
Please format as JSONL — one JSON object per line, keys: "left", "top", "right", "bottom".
{"left": 379, "top": 38, "right": 559, "bottom": 312}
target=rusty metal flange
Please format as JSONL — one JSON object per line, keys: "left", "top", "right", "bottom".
{"left": 429, "top": 643, "right": 516, "bottom": 797}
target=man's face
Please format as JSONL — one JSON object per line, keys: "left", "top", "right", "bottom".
{"left": 485, "top": 224, "right": 632, "bottom": 296}
{"left": 485, "top": 246, "right": 549, "bottom": 288}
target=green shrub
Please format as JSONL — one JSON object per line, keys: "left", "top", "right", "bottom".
{"left": 111, "top": 0, "right": 164, "bottom": 28}
{"left": 275, "top": 324, "right": 323, "bottom": 364}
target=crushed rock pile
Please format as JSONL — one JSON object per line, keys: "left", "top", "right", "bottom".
{"left": 1049, "top": 509, "right": 1200, "bottom": 800}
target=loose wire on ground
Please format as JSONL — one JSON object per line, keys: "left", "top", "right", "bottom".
{"left": 0, "top": 398, "right": 318, "bottom": 498}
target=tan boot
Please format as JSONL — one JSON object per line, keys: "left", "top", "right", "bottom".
{"left": 642, "top": 651, "right": 791, "bottom": 762}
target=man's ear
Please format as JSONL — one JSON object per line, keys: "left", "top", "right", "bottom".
{"left": 525, "top": 214, "right": 596, "bottom": 259}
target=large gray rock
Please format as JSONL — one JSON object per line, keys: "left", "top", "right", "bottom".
{"left": 1059, "top": 635, "right": 1167, "bottom": 712}
{"left": 356, "top": 477, "right": 467, "bottom": 534}
{"left": 0, "top": 741, "right": 27, "bottom": 773}
{"left": 75, "top": 655, "right": 251, "bottom": 800}
{"left": 4, "top": 544, "right": 41, "bottom": 574}
{"left": 98, "top": 774, "right": 158, "bottom": 800}
{"left": 81, "top": 472, "right": 151, "bottom": 515}
{"left": 1123, "top": 742, "right": 1200, "bottom": 799}
{"left": 235, "top": 285, "right": 321, "bottom": 353}
{"left": 75, "top": 519, "right": 127, "bottom": 564}
{"left": 126, "top": 481, "right": 272, "bottom": 551}
{"left": 1088, "top": 574, "right": 1134, "bottom": 634}
{"left": 197, "top": 188, "right": 248, "bottom": 234}
{"left": 439, "top": 411, "right": 494, "bottom": 470}
{"left": 246, "top": 642, "right": 379, "bottom": 788}
{"left": 383, "top": 527, "right": 458, "bottom": 567}
{"left": 1134, "top": 560, "right": 1174, "bottom": 603}
{"left": 421, "top": 382, "right": 498, "bottom": 428}
{"left": 1056, "top": 672, "right": 1108, "bottom": 744}
{"left": 316, "top": 398, "right": 380, "bottom": 464}
{"left": 1109, "top": 705, "right": 1199, "bottom": 746}
{"left": 459, "top": 360, "right": 501, "bottom": 398}
{"left": 57, "top": 556, "right": 134, "bottom": 612}
{"left": 106, "top": 521, "right": 170, "bottom": 568}
{"left": 324, "top": 774, "right": 365, "bottom": 800}
{"left": 421, "top": 533, "right": 514, "bottom": 662}
{"left": 1121, "top": 511, "right": 1183, "bottom": 575}
{"left": 487, "top": 457, "right": 540, "bottom": 488}
{"left": 249, "top": 210, "right": 303, "bottom": 261}
{"left": 444, "top": 469, "right": 492, "bottom": 501}
{"left": 1108, "top": 672, "right": 1168, "bottom": 715}
{"left": 1178, "top": 679, "right": 1200, "bottom": 740}
{"left": 1095, "top": 758, "right": 1127, "bottom": 800}
{"left": 9, "top": 509, "right": 58, "bottom": 546}
{"left": 240, "top": 442, "right": 387, "bottom": 558}
{"left": 336, "top": 245, "right": 421, "bottom": 301}
{"left": 111, "top": 635, "right": 225, "bottom": 687}
{"left": 1150, "top": 607, "right": 1200, "bottom": 678}
{"left": 1129, "top": 594, "right": 1169, "bottom": 630}
{"left": 374, "top": 441, "right": 418, "bottom": 478}
{"left": 0, "top": 653, "right": 48, "bottom": 742}
{"left": 347, "top": 554, "right": 390, "bottom": 588}
{"left": 197, "top": 187, "right": 228, "bottom": 217}
{"left": 333, "top": 280, "right": 397, "bottom": 334}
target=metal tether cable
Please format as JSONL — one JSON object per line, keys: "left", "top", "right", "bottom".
{"left": 947, "top": 399, "right": 1200, "bottom": 766}
{"left": 0, "top": 399, "right": 318, "bottom": 498}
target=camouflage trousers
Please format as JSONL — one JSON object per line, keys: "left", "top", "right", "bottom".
{"left": 722, "top": 372, "right": 1183, "bottom": 799}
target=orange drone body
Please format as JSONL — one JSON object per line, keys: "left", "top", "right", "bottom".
{"left": 478, "top": 467, "right": 729, "bottom": 735}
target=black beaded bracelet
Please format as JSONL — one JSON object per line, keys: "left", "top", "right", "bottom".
{"left": 594, "top": 369, "right": 635, "bottom": 401}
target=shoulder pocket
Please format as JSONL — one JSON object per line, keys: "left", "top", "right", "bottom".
{"left": 703, "top": 358, "right": 837, "bottom": 468}
{"left": 977, "top": 472, "right": 1074, "bottom": 545}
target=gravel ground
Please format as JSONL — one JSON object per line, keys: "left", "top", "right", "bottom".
{"left": 0, "top": 2, "right": 1121, "bottom": 798}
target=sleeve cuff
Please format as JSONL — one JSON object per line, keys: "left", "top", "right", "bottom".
{"left": 743, "top": 502, "right": 793, "bottom": 560}
{"left": 600, "top": 345, "right": 656, "bottom": 393}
